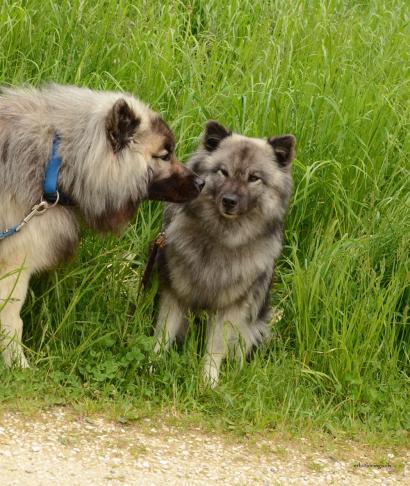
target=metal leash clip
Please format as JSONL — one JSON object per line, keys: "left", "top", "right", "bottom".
{"left": 14, "top": 192, "right": 60, "bottom": 232}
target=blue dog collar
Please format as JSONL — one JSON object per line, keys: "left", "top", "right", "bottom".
{"left": 1, "top": 134, "right": 70, "bottom": 241}
{"left": 43, "top": 134, "right": 73, "bottom": 205}
{"left": 43, "top": 134, "right": 62, "bottom": 203}
{"left": 0, "top": 133, "right": 76, "bottom": 241}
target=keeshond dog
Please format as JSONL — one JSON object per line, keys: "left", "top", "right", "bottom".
{"left": 0, "top": 84, "right": 204, "bottom": 367}
{"left": 154, "top": 121, "right": 295, "bottom": 386}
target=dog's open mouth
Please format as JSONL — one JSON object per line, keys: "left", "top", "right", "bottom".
{"left": 220, "top": 210, "right": 240, "bottom": 219}
{"left": 217, "top": 193, "right": 245, "bottom": 219}
{"left": 218, "top": 204, "right": 244, "bottom": 219}
{"left": 218, "top": 198, "right": 242, "bottom": 219}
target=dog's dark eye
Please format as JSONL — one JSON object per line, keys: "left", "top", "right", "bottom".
{"left": 155, "top": 152, "right": 171, "bottom": 161}
{"left": 248, "top": 174, "right": 261, "bottom": 183}
{"left": 216, "top": 168, "right": 229, "bottom": 177}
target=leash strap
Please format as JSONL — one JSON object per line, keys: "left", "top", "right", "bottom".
{"left": 0, "top": 226, "right": 18, "bottom": 240}
{"left": 0, "top": 200, "right": 57, "bottom": 241}
{"left": 137, "top": 232, "right": 167, "bottom": 295}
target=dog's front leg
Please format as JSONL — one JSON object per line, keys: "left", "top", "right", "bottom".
{"left": 154, "top": 290, "right": 186, "bottom": 353}
{"left": 203, "top": 308, "right": 241, "bottom": 388}
{"left": 0, "top": 265, "right": 31, "bottom": 368}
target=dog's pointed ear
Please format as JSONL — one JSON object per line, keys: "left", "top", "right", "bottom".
{"left": 106, "top": 99, "right": 141, "bottom": 153}
{"left": 268, "top": 135, "right": 296, "bottom": 167}
{"left": 203, "top": 120, "right": 231, "bottom": 152}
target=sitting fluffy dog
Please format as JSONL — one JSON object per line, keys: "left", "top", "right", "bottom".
{"left": 154, "top": 121, "right": 295, "bottom": 386}
{"left": 0, "top": 84, "right": 204, "bottom": 367}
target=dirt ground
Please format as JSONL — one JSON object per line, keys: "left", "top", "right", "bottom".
{"left": 0, "top": 408, "right": 408, "bottom": 485}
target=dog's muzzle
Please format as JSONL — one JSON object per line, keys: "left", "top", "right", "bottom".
{"left": 220, "top": 192, "right": 242, "bottom": 217}
{"left": 147, "top": 172, "right": 205, "bottom": 203}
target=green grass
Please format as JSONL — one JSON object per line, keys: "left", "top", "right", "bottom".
{"left": 0, "top": 0, "right": 409, "bottom": 442}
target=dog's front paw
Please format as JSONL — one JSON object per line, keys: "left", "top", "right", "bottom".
{"left": 203, "top": 362, "right": 220, "bottom": 389}
{"left": 2, "top": 347, "right": 30, "bottom": 369}
{"left": 153, "top": 340, "right": 162, "bottom": 354}
{"left": 18, "top": 355, "right": 30, "bottom": 368}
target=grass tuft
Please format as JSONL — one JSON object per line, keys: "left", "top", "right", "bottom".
{"left": 0, "top": 0, "right": 409, "bottom": 441}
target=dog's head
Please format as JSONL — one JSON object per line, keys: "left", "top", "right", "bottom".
{"left": 186, "top": 121, "right": 295, "bottom": 242}
{"left": 80, "top": 96, "right": 203, "bottom": 233}
{"left": 105, "top": 99, "right": 204, "bottom": 204}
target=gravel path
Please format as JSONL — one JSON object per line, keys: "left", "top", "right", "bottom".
{"left": 0, "top": 408, "right": 408, "bottom": 485}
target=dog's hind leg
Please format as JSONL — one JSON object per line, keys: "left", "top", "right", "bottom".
{"left": 237, "top": 318, "right": 272, "bottom": 362}
{"left": 0, "top": 263, "right": 31, "bottom": 368}
{"left": 154, "top": 290, "right": 186, "bottom": 353}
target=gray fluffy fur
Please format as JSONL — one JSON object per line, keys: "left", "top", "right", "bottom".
{"left": 0, "top": 84, "right": 200, "bottom": 367}
{"left": 154, "top": 121, "right": 295, "bottom": 386}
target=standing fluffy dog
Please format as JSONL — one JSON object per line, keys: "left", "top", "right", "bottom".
{"left": 155, "top": 121, "right": 295, "bottom": 386}
{"left": 0, "top": 84, "right": 204, "bottom": 367}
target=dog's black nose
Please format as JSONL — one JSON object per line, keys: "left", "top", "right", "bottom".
{"left": 222, "top": 194, "right": 239, "bottom": 209}
{"left": 194, "top": 177, "right": 205, "bottom": 192}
